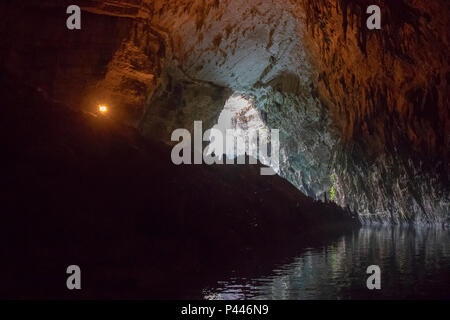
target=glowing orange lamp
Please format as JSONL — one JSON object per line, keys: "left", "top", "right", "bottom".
{"left": 98, "top": 105, "right": 108, "bottom": 113}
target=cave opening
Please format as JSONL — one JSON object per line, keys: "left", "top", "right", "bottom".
{"left": 206, "top": 92, "right": 279, "bottom": 174}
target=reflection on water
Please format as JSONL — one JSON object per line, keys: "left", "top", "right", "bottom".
{"left": 203, "top": 226, "right": 450, "bottom": 300}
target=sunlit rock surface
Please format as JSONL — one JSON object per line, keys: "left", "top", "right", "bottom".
{"left": 147, "top": 0, "right": 338, "bottom": 201}
{"left": 0, "top": 0, "right": 448, "bottom": 223}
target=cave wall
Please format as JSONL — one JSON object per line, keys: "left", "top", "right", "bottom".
{"left": 0, "top": 0, "right": 337, "bottom": 197}
{"left": 144, "top": 0, "right": 338, "bottom": 199}
{"left": 295, "top": 0, "right": 449, "bottom": 223}
{"left": 1, "top": 0, "right": 448, "bottom": 223}
{"left": 0, "top": 0, "right": 163, "bottom": 126}
{"left": 144, "top": 0, "right": 449, "bottom": 223}
{"left": 141, "top": 0, "right": 315, "bottom": 144}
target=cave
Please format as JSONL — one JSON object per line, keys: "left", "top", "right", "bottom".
{"left": 0, "top": 0, "right": 449, "bottom": 300}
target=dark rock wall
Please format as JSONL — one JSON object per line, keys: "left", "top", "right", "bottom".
{"left": 0, "top": 0, "right": 163, "bottom": 125}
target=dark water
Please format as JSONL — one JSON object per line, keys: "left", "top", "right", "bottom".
{"left": 202, "top": 226, "right": 450, "bottom": 300}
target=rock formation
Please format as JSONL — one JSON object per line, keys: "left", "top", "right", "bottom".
{"left": 0, "top": 0, "right": 448, "bottom": 223}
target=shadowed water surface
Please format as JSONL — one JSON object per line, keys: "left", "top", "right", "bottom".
{"left": 203, "top": 226, "right": 450, "bottom": 299}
